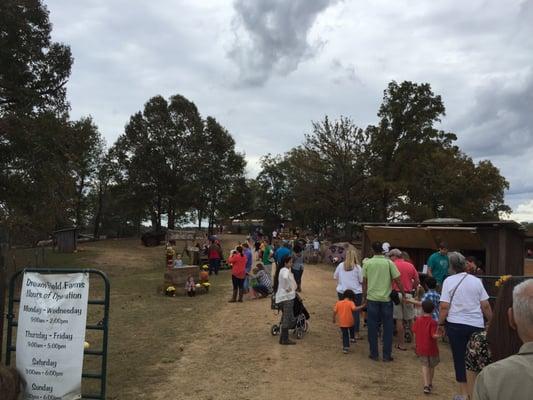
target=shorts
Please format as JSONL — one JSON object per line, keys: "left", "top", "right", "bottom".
{"left": 393, "top": 293, "right": 415, "bottom": 320}
{"left": 418, "top": 355, "right": 440, "bottom": 368}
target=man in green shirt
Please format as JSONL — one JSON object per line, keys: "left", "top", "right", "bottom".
{"left": 427, "top": 242, "right": 449, "bottom": 289}
{"left": 363, "top": 241, "right": 404, "bottom": 362}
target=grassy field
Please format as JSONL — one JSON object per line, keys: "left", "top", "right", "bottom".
{"left": 3, "top": 238, "right": 238, "bottom": 398}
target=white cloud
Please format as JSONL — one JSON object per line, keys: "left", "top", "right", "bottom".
{"left": 510, "top": 200, "right": 533, "bottom": 223}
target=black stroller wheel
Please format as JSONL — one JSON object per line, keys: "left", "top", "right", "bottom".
{"left": 271, "top": 324, "right": 280, "bottom": 336}
{"left": 296, "top": 329, "right": 304, "bottom": 339}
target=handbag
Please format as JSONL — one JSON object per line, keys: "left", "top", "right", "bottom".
{"left": 389, "top": 261, "right": 401, "bottom": 305}
{"left": 390, "top": 290, "right": 401, "bottom": 305}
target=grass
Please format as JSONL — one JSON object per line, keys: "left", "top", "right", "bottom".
{"left": 2, "top": 238, "right": 237, "bottom": 399}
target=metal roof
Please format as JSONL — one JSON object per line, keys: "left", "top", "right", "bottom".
{"left": 358, "top": 220, "right": 525, "bottom": 231}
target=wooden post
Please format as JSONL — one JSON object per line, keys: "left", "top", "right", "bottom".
{"left": 0, "top": 232, "right": 8, "bottom": 362}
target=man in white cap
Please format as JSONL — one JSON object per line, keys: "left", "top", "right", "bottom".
{"left": 382, "top": 242, "right": 391, "bottom": 256}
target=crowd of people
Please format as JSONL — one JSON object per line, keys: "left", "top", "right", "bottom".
{"left": 221, "top": 234, "right": 533, "bottom": 400}
{"left": 3, "top": 231, "right": 532, "bottom": 399}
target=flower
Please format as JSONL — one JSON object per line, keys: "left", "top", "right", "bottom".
{"left": 495, "top": 275, "right": 512, "bottom": 288}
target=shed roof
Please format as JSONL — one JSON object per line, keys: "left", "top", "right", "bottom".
{"left": 53, "top": 227, "right": 78, "bottom": 234}
{"left": 361, "top": 220, "right": 526, "bottom": 250}
{"left": 359, "top": 220, "right": 525, "bottom": 231}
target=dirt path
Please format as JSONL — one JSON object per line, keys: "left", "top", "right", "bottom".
{"left": 148, "top": 262, "right": 458, "bottom": 400}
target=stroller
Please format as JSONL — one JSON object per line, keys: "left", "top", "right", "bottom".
{"left": 270, "top": 294, "right": 310, "bottom": 339}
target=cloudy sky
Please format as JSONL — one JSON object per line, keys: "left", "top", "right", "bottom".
{"left": 45, "top": 0, "right": 533, "bottom": 221}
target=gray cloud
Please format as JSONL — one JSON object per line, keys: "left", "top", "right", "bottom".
{"left": 229, "top": 0, "right": 340, "bottom": 86}
{"left": 454, "top": 70, "right": 533, "bottom": 158}
{"left": 331, "top": 59, "right": 362, "bottom": 86}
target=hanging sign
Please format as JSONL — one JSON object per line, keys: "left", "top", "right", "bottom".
{"left": 16, "top": 272, "right": 89, "bottom": 400}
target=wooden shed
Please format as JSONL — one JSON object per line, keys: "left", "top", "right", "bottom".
{"left": 361, "top": 220, "right": 526, "bottom": 275}
{"left": 53, "top": 227, "right": 78, "bottom": 253}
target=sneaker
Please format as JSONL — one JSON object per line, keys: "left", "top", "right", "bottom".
{"left": 342, "top": 348, "right": 349, "bottom": 354}
{"left": 368, "top": 355, "right": 379, "bottom": 361}
{"left": 350, "top": 338, "right": 356, "bottom": 343}
{"left": 423, "top": 386, "right": 430, "bottom": 394}
{"left": 382, "top": 357, "right": 394, "bottom": 362}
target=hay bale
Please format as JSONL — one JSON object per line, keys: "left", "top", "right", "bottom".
{"left": 164, "top": 265, "right": 199, "bottom": 287}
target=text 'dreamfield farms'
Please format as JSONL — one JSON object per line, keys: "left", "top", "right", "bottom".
{"left": 16, "top": 272, "right": 90, "bottom": 400}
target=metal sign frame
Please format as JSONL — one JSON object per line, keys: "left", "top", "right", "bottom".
{"left": 4, "top": 268, "right": 110, "bottom": 400}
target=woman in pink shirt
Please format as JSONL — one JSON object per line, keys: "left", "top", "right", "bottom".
{"left": 227, "top": 246, "right": 247, "bottom": 303}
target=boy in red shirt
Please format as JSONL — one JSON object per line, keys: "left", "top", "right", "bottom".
{"left": 333, "top": 290, "right": 365, "bottom": 354}
{"left": 412, "top": 300, "right": 441, "bottom": 394}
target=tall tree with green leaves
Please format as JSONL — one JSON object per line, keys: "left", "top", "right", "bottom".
{"left": 366, "top": 81, "right": 456, "bottom": 221}
{"left": 114, "top": 94, "right": 204, "bottom": 230}
{"left": 255, "top": 154, "right": 291, "bottom": 225}
{"left": 0, "top": 0, "right": 72, "bottom": 115}
{"left": 0, "top": 0, "right": 76, "bottom": 242}
{"left": 196, "top": 116, "right": 246, "bottom": 233}
{"left": 69, "top": 117, "right": 105, "bottom": 228}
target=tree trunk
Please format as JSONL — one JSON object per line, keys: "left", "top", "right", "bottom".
{"left": 167, "top": 203, "right": 175, "bottom": 229}
{"left": 208, "top": 214, "right": 214, "bottom": 236}
{"left": 150, "top": 211, "right": 158, "bottom": 230}
{"left": 381, "top": 188, "right": 390, "bottom": 222}
{"left": 75, "top": 176, "right": 86, "bottom": 228}
{"left": 197, "top": 209, "right": 202, "bottom": 230}
{"left": 92, "top": 183, "right": 105, "bottom": 240}
{"left": 155, "top": 193, "right": 162, "bottom": 231}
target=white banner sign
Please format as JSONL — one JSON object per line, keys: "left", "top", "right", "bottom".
{"left": 16, "top": 272, "right": 90, "bottom": 400}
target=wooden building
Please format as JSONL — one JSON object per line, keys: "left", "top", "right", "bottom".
{"left": 53, "top": 227, "right": 78, "bottom": 253}
{"left": 361, "top": 221, "right": 526, "bottom": 275}
{"left": 525, "top": 227, "right": 533, "bottom": 275}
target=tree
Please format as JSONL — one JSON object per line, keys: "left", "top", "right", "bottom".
{"left": 366, "top": 81, "right": 456, "bottom": 221}
{"left": 196, "top": 117, "right": 246, "bottom": 233}
{"left": 1, "top": 113, "right": 77, "bottom": 242}
{"left": 0, "top": 0, "right": 72, "bottom": 115}
{"left": 114, "top": 94, "right": 204, "bottom": 230}
{"left": 296, "top": 116, "right": 370, "bottom": 235}
{"left": 0, "top": 0, "right": 75, "bottom": 243}
{"left": 69, "top": 117, "right": 105, "bottom": 227}
{"left": 255, "top": 154, "right": 290, "bottom": 223}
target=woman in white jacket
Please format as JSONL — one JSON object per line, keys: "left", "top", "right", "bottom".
{"left": 334, "top": 249, "right": 364, "bottom": 340}
{"left": 274, "top": 255, "right": 297, "bottom": 345}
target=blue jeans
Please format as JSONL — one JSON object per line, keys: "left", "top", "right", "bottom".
{"left": 367, "top": 300, "right": 394, "bottom": 360}
{"left": 243, "top": 267, "right": 252, "bottom": 290}
{"left": 340, "top": 327, "right": 351, "bottom": 349}
{"left": 252, "top": 284, "right": 270, "bottom": 296}
{"left": 208, "top": 258, "right": 220, "bottom": 275}
{"left": 446, "top": 322, "right": 483, "bottom": 382}
{"left": 292, "top": 268, "right": 303, "bottom": 285}
{"left": 354, "top": 293, "right": 363, "bottom": 333}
